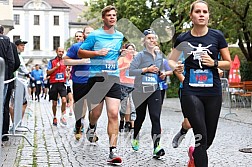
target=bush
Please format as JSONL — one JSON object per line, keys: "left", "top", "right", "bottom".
{"left": 240, "top": 61, "right": 252, "bottom": 81}
{"left": 166, "top": 75, "right": 180, "bottom": 98}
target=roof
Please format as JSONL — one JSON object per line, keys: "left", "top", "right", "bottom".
{"left": 63, "top": 1, "right": 97, "bottom": 25}
{"left": 13, "top": 0, "right": 69, "bottom": 8}
{"left": 13, "top": 0, "right": 95, "bottom": 25}
{"left": 63, "top": 2, "right": 86, "bottom": 23}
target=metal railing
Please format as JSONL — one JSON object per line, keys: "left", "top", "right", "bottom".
{"left": 2, "top": 77, "right": 33, "bottom": 146}
{"left": 221, "top": 78, "right": 237, "bottom": 117}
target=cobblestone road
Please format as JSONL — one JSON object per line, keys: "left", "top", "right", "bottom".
{"left": 1, "top": 98, "right": 252, "bottom": 167}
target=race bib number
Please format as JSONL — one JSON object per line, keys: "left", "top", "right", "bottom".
{"left": 101, "top": 60, "right": 117, "bottom": 73}
{"left": 56, "top": 73, "right": 64, "bottom": 80}
{"left": 189, "top": 69, "right": 213, "bottom": 87}
{"left": 36, "top": 80, "right": 41, "bottom": 84}
{"left": 142, "top": 73, "right": 158, "bottom": 85}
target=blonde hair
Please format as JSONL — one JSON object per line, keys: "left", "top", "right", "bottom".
{"left": 190, "top": 0, "right": 209, "bottom": 14}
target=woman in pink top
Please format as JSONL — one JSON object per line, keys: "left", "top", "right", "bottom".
{"left": 118, "top": 43, "right": 137, "bottom": 132}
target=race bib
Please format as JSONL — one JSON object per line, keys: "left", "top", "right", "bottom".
{"left": 36, "top": 80, "right": 41, "bottom": 84}
{"left": 189, "top": 69, "right": 213, "bottom": 87}
{"left": 142, "top": 73, "right": 158, "bottom": 85}
{"left": 101, "top": 60, "right": 117, "bottom": 73}
{"left": 56, "top": 73, "right": 64, "bottom": 80}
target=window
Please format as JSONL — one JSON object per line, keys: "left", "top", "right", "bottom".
{"left": 33, "top": 36, "right": 40, "bottom": 50}
{"left": 54, "top": 16, "right": 59, "bottom": 25}
{"left": 14, "top": 14, "right": 20, "bottom": 25}
{"left": 0, "top": 0, "right": 9, "bottom": 5}
{"left": 53, "top": 36, "right": 60, "bottom": 50}
{"left": 34, "top": 15, "right": 40, "bottom": 25}
{"left": 13, "top": 36, "right": 20, "bottom": 43}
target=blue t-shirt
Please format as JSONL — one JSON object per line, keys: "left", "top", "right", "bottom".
{"left": 79, "top": 28, "right": 124, "bottom": 77}
{"left": 66, "top": 42, "right": 90, "bottom": 83}
{"left": 174, "top": 28, "right": 228, "bottom": 96}
{"left": 31, "top": 69, "right": 43, "bottom": 82}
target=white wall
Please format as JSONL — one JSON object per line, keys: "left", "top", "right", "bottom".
{"left": 0, "top": 0, "right": 13, "bottom": 21}
{"left": 7, "top": 1, "right": 70, "bottom": 55}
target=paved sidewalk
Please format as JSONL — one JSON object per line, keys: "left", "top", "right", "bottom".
{"left": 1, "top": 98, "right": 252, "bottom": 167}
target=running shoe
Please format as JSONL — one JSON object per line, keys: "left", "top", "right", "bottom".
{"left": 153, "top": 145, "right": 165, "bottom": 159}
{"left": 53, "top": 118, "right": 57, "bottom": 126}
{"left": 75, "top": 126, "right": 82, "bottom": 140}
{"left": 60, "top": 116, "right": 67, "bottom": 126}
{"left": 86, "top": 124, "right": 98, "bottom": 142}
{"left": 107, "top": 149, "right": 122, "bottom": 165}
{"left": 124, "top": 122, "right": 131, "bottom": 132}
{"left": 188, "top": 146, "right": 195, "bottom": 167}
{"left": 73, "top": 123, "right": 84, "bottom": 133}
{"left": 172, "top": 131, "right": 186, "bottom": 148}
{"left": 69, "top": 110, "right": 73, "bottom": 116}
{"left": 131, "top": 139, "right": 139, "bottom": 151}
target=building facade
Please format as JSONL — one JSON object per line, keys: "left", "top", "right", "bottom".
{"left": 6, "top": 0, "right": 90, "bottom": 68}
{"left": 0, "top": 0, "right": 14, "bottom": 34}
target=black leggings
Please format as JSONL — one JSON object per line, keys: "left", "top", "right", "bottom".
{"left": 35, "top": 83, "right": 42, "bottom": 100}
{"left": 181, "top": 95, "right": 222, "bottom": 167}
{"left": 132, "top": 90, "right": 162, "bottom": 148}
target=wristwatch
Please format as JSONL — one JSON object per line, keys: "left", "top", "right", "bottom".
{"left": 214, "top": 59, "right": 218, "bottom": 68}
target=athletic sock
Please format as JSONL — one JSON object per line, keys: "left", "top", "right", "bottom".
{"left": 110, "top": 146, "right": 116, "bottom": 152}
{"left": 89, "top": 123, "right": 95, "bottom": 129}
{"left": 180, "top": 127, "right": 188, "bottom": 134}
{"left": 154, "top": 138, "right": 160, "bottom": 149}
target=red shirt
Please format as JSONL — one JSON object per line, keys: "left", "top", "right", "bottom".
{"left": 48, "top": 57, "right": 67, "bottom": 83}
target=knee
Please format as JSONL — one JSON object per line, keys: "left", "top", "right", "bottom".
{"left": 90, "top": 110, "right": 101, "bottom": 119}
{"left": 108, "top": 111, "right": 119, "bottom": 122}
{"left": 61, "top": 98, "right": 67, "bottom": 104}
{"left": 52, "top": 101, "right": 57, "bottom": 108}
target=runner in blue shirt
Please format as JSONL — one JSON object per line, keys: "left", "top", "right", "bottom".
{"left": 64, "top": 26, "right": 94, "bottom": 140}
{"left": 31, "top": 64, "right": 44, "bottom": 102}
{"left": 78, "top": 5, "right": 123, "bottom": 165}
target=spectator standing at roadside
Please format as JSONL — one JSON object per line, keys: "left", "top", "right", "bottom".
{"left": 1, "top": 25, "right": 19, "bottom": 141}
{"left": 0, "top": 25, "right": 15, "bottom": 108}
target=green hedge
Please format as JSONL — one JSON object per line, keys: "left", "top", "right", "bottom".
{"left": 240, "top": 61, "right": 252, "bottom": 81}
{"left": 166, "top": 75, "right": 180, "bottom": 98}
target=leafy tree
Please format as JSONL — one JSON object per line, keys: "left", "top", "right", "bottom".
{"left": 64, "top": 37, "right": 75, "bottom": 51}
{"left": 83, "top": 0, "right": 252, "bottom": 61}
{"left": 82, "top": 0, "right": 174, "bottom": 54}
{"left": 208, "top": 0, "right": 252, "bottom": 61}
